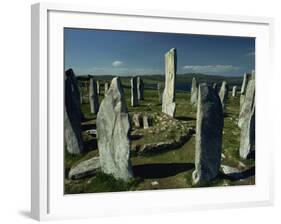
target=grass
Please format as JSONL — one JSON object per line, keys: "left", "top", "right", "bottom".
{"left": 64, "top": 81, "right": 255, "bottom": 194}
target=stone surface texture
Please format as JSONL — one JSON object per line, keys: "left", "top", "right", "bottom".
{"left": 131, "top": 77, "right": 139, "bottom": 107}
{"left": 96, "top": 77, "right": 133, "bottom": 181}
{"left": 190, "top": 77, "right": 198, "bottom": 106}
{"left": 89, "top": 78, "right": 99, "bottom": 114}
{"left": 68, "top": 156, "right": 100, "bottom": 180}
{"left": 162, "top": 48, "right": 177, "bottom": 117}
{"left": 239, "top": 72, "right": 255, "bottom": 159}
{"left": 192, "top": 83, "right": 224, "bottom": 186}
{"left": 65, "top": 69, "right": 84, "bottom": 154}
{"left": 137, "top": 76, "right": 144, "bottom": 100}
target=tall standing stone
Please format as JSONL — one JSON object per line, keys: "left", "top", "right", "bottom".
{"left": 97, "top": 81, "right": 100, "bottom": 95}
{"left": 89, "top": 78, "right": 99, "bottom": 114}
{"left": 162, "top": 48, "right": 177, "bottom": 117}
{"left": 190, "top": 77, "right": 198, "bottom": 106}
{"left": 96, "top": 77, "right": 133, "bottom": 181}
{"left": 157, "top": 83, "right": 164, "bottom": 104}
{"left": 131, "top": 77, "right": 139, "bottom": 107}
{"left": 238, "top": 73, "right": 255, "bottom": 160}
{"left": 213, "top": 83, "right": 218, "bottom": 93}
{"left": 232, "top": 86, "right": 238, "bottom": 97}
{"left": 219, "top": 81, "right": 228, "bottom": 112}
{"left": 240, "top": 73, "right": 251, "bottom": 107}
{"left": 238, "top": 72, "right": 255, "bottom": 128}
{"left": 137, "top": 76, "right": 144, "bottom": 100}
{"left": 104, "top": 82, "right": 109, "bottom": 96}
{"left": 64, "top": 69, "right": 84, "bottom": 154}
{"left": 192, "top": 83, "right": 224, "bottom": 186}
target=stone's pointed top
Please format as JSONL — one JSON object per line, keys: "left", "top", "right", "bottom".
{"left": 96, "top": 76, "right": 133, "bottom": 181}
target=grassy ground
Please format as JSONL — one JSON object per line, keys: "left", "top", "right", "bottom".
{"left": 65, "top": 82, "right": 255, "bottom": 194}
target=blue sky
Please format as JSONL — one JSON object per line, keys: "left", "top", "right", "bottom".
{"left": 64, "top": 28, "right": 255, "bottom": 77}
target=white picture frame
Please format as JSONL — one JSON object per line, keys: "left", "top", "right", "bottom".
{"left": 31, "top": 2, "right": 274, "bottom": 221}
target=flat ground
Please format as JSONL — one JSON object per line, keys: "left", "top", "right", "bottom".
{"left": 64, "top": 81, "right": 255, "bottom": 194}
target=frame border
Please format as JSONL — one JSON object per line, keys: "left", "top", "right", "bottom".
{"left": 31, "top": 2, "right": 274, "bottom": 221}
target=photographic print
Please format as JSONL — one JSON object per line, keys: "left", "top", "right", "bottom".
{"left": 64, "top": 28, "right": 255, "bottom": 194}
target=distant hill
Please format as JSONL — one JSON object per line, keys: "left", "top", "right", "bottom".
{"left": 77, "top": 73, "right": 244, "bottom": 88}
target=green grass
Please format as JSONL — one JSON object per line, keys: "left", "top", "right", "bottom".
{"left": 65, "top": 83, "right": 255, "bottom": 194}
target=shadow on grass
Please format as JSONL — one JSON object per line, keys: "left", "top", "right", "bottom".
{"left": 220, "top": 166, "right": 255, "bottom": 181}
{"left": 175, "top": 116, "right": 196, "bottom": 121}
{"left": 84, "top": 139, "right": 98, "bottom": 152}
{"left": 133, "top": 163, "right": 194, "bottom": 179}
{"left": 82, "top": 123, "right": 96, "bottom": 131}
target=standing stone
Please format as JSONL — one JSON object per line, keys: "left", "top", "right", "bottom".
{"left": 104, "top": 82, "right": 109, "bottom": 96}
{"left": 238, "top": 72, "right": 255, "bottom": 129}
{"left": 162, "top": 48, "right": 177, "bottom": 117}
{"left": 240, "top": 73, "right": 252, "bottom": 108}
{"left": 239, "top": 102, "right": 255, "bottom": 159}
{"left": 192, "top": 83, "right": 223, "bottom": 186}
{"left": 132, "top": 113, "right": 142, "bottom": 128}
{"left": 190, "top": 77, "right": 198, "bottom": 106}
{"left": 143, "top": 115, "right": 151, "bottom": 129}
{"left": 213, "top": 83, "right": 218, "bottom": 93}
{"left": 232, "top": 86, "right": 238, "bottom": 97}
{"left": 89, "top": 78, "right": 99, "bottom": 114}
{"left": 137, "top": 76, "right": 144, "bottom": 100}
{"left": 96, "top": 77, "right": 133, "bottom": 181}
{"left": 131, "top": 77, "right": 139, "bottom": 107}
{"left": 97, "top": 81, "right": 100, "bottom": 95}
{"left": 65, "top": 69, "right": 84, "bottom": 154}
{"left": 219, "top": 81, "right": 228, "bottom": 112}
{"left": 157, "top": 83, "right": 164, "bottom": 103}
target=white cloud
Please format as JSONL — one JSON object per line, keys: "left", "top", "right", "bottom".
{"left": 181, "top": 65, "right": 240, "bottom": 74}
{"left": 245, "top": 52, "right": 255, "bottom": 57}
{"left": 112, "top": 60, "right": 123, "bottom": 67}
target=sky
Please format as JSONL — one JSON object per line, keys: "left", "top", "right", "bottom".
{"left": 64, "top": 28, "right": 255, "bottom": 77}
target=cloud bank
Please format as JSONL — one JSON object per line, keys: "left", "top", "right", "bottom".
{"left": 181, "top": 64, "right": 240, "bottom": 74}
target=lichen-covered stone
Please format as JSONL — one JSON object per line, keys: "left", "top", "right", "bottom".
{"left": 131, "top": 77, "right": 139, "bottom": 107}
{"left": 232, "top": 85, "right": 237, "bottom": 97}
{"left": 96, "top": 77, "right": 133, "bottom": 181}
{"left": 64, "top": 69, "right": 84, "bottom": 154}
{"left": 89, "top": 78, "right": 99, "bottom": 114}
{"left": 137, "top": 76, "right": 144, "bottom": 100}
{"left": 192, "top": 83, "right": 223, "bottom": 186}
{"left": 68, "top": 156, "right": 100, "bottom": 180}
{"left": 162, "top": 48, "right": 177, "bottom": 117}
{"left": 157, "top": 83, "right": 164, "bottom": 103}
{"left": 239, "top": 73, "right": 255, "bottom": 159}
{"left": 190, "top": 77, "right": 198, "bottom": 106}
{"left": 219, "top": 81, "right": 228, "bottom": 112}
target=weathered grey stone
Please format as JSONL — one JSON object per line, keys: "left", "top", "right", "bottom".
{"left": 131, "top": 77, "right": 139, "bottom": 107}
{"left": 240, "top": 73, "right": 251, "bottom": 107}
{"left": 219, "top": 81, "right": 228, "bottom": 112}
{"left": 213, "top": 83, "right": 218, "bottom": 93}
{"left": 97, "top": 81, "right": 100, "bottom": 95}
{"left": 192, "top": 83, "right": 224, "bottom": 186}
{"left": 65, "top": 69, "right": 84, "bottom": 154}
{"left": 89, "top": 78, "right": 99, "bottom": 114}
{"left": 132, "top": 113, "right": 142, "bottom": 128}
{"left": 157, "top": 83, "right": 164, "bottom": 103}
{"left": 68, "top": 156, "right": 100, "bottom": 180}
{"left": 190, "top": 77, "right": 198, "bottom": 106}
{"left": 238, "top": 73, "right": 255, "bottom": 128}
{"left": 96, "top": 77, "right": 133, "bottom": 181}
{"left": 104, "top": 82, "right": 109, "bottom": 96}
{"left": 137, "top": 76, "right": 144, "bottom": 100}
{"left": 143, "top": 115, "right": 151, "bottom": 129}
{"left": 162, "top": 48, "right": 177, "bottom": 117}
{"left": 232, "top": 86, "right": 238, "bottom": 97}
{"left": 239, "top": 74, "right": 255, "bottom": 159}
